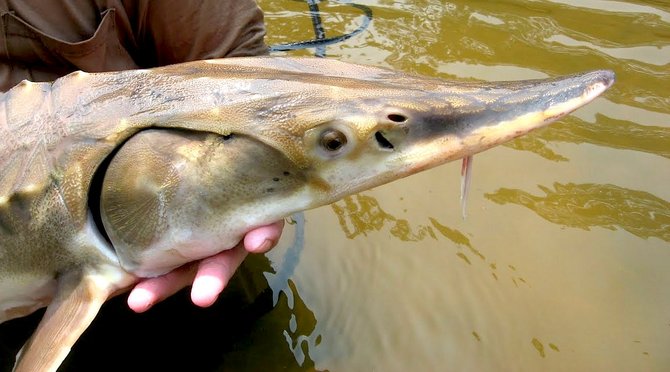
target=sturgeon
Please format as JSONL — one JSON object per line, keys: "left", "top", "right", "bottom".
{"left": 0, "top": 57, "right": 614, "bottom": 371}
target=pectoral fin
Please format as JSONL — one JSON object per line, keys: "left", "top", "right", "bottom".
{"left": 14, "top": 269, "right": 133, "bottom": 372}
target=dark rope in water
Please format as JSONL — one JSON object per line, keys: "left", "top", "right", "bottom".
{"left": 269, "top": 1, "right": 373, "bottom": 57}
{"left": 306, "top": 0, "right": 327, "bottom": 57}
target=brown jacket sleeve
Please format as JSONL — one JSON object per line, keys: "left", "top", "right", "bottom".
{"left": 0, "top": 0, "right": 268, "bottom": 91}
{"left": 133, "top": 0, "right": 268, "bottom": 65}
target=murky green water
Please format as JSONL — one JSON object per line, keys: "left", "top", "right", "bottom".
{"left": 258, "top": 1, "right": 670, "bottom": 371}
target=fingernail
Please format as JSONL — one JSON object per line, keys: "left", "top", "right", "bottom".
{"left": 128, "top": 289, "right": 154, "bottom": 313}
{"left": 254, "top": 239, "right": 273, "bottom": 253}
{"left": 191, "top": 276, "right": 222, "bottom": 308}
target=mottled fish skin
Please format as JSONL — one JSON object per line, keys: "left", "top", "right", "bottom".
{"left": 0, "top": 57, "right": 613, "bottom": 371}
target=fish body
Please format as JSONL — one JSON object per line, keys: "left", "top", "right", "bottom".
{"left": 0, "top": 57, "right": 614, "bottom": 371}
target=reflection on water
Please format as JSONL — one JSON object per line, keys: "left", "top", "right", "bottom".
{"left": 332, "top": 194, "right": 490, "bottom": 263}
{"left": 542, "top": 0, "right": 670, "bottom": 24}
{"left": 330, "top": 193, "right": 534, "bottom": 288}
{"left": 332, "top": 194, "right": 437, "bottom": 242}
{"left": 520, "top": 115, "right": 670, "bottom": 159}
{"left": 505, "top": 113, "right": 670, "bottom": 161}
{"left": 532, "top": 337, "right": 561, "bottom": 358}
{"left": 277, "top": 280, "right": 319, "bottom": 366}
{"left": 486, "top": 182, "right": 670, "bottom": 242}
{"left": 505, "top": 134, "right": 570, "bottom": 162}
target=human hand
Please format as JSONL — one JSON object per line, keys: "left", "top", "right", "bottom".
{"left": 126, "top": 220, "right": 285, "bottom": 312}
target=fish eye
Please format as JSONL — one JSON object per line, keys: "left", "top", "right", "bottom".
{"left": 320, "top": 129, "right": 348, "bottom": 152}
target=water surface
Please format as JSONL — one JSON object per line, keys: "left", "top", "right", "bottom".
{"left": 258, "top": 1, "right": 670, "bottom": 371}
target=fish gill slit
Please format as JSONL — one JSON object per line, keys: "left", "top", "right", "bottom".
{"left": 87, "top": 137, "right": 133, "bottom": 247}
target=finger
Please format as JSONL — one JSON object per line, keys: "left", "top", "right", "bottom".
{"left": 190, "top": 244, "right": 248, "bottom": 307}
{"left": 127, "top": 263, "right": 197, "bottom": 313}
{"left": 244, "top": 220, "right": 285, "bottom": 253}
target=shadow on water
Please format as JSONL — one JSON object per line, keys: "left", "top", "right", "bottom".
{"left": 486, "top": 183, "right": 670, "bottom": 242}
{"left": 0, "top": 254, "right": 323, "bottom": 372}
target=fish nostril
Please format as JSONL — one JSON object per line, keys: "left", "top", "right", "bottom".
{"left": 375, "top": 131, "right": 394, "bottom": 150}
{"left": 387, "top": 113, "right": 407, "bottom": 123}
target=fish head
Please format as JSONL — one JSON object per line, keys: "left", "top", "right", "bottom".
{"left": 279, "top": 65, "right": 615, "bottom": 204}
